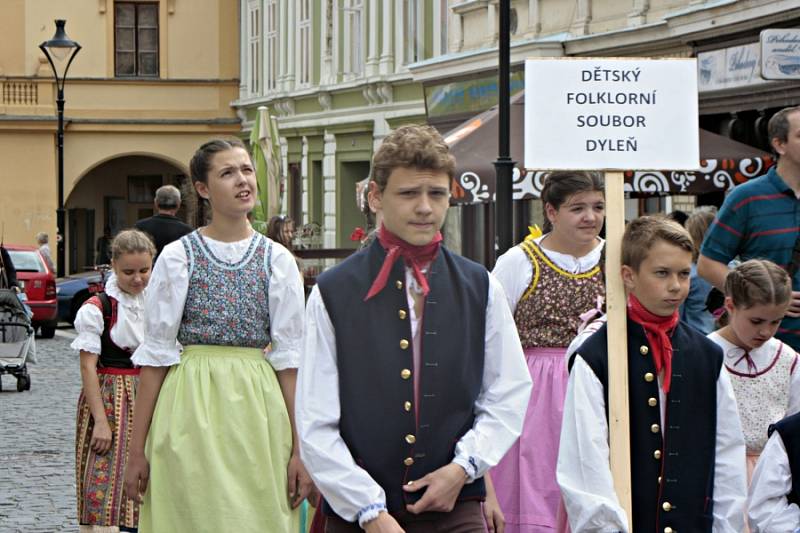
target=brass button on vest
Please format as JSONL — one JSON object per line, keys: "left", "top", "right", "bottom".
{"left": 404, "top": 401, "right": 412, "bottom": 412}
{"left": 400, "top": 339, "right": 409, "bottom": 350}
{"left": 651, "top": 423, "right": 660, "bottom": 433}
{"left": 396, "top": 280, "right": 403, "bottom": 289}
{"left": 640, "top": 345, "right": 649, "bottom": 355}
{"left": 405, "top": 434, "right": 416, "bottom": 444}
{"left": 404, "top": 457, "right": 414, "bottom": 466}
{"left": 401, "top": 369, "right": 411, "bottom": 380}
{"left": 644, "top": 372, "right": 655, "bottom": 382}
{"left": 653, "top": 450, "right": 662, "bottom": 459}
{"left": 398, "top": 309, "right": 407, "bottom": 320}
{"left": 664, "top": 528, "right": 673, "bottom": 533}
{"left": 648, "top": 397, "right": 657, "bottom": 407}
{"left": 662, "top": 502, "right": 673, "bottom": 512}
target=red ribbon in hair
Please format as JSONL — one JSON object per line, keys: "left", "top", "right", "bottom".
{"left": 627, "top": 293, "right": 680, "bottom": 393}
{"left": 364, "top": 225, "right": 442, "bottom": 301}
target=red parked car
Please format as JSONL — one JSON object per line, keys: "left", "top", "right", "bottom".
{"left": 5, "top": 245, "right": 58, "bottom": 338}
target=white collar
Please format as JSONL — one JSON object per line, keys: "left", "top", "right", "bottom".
{"left": 533, "top": 234, "right": 605, "bottom": 274}
{"left": 104, "top": 274, "right": 145, "bottom": 309}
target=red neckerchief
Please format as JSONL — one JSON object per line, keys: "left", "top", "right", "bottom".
{"left": 364, "top": 225, "right": 442, "bottom": 301}
{"left": 627, "top": 293, "right": 680, "bottom": 393}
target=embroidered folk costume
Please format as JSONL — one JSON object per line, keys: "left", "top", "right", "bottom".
{"left": 491, "top": 236, "right": 604, "bottom": 531}
{"left": 73, "top": 275, "right": 144, "bottom": 531}
{"left": 131, "top": 231, "right": 304, "bottom": 532}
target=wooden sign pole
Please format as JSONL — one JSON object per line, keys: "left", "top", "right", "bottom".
{"left": 604, "top": 170, "right": 633, "bottom": 525}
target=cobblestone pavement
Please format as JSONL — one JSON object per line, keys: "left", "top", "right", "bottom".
{"left": 0, "top": 329, "right": 81, "bottom": 532}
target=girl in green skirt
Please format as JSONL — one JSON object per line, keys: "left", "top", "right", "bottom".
{"left": 124, "top": 139, "right": 313, "bottom": 532}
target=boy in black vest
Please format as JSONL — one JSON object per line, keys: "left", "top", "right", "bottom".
{"left": 749, "top": 412, "right": 800, "bottom": 530}
{"left": 557, "top": 216, "right": 746, "bottom": 532}
{"left": 296, "top": 125, "right": 532, "bottom": 533}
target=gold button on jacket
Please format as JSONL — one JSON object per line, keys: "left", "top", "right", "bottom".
{"left": 653, "top": 450, "right": 662, "bottom": 459}
{"left": 664, "top": 528, "right": 673, "bottom": 533}
{"left": 398, "top": 309, "right": 407, "bottom": 320}
{"left": 400, "top": 339, "right": 409, "bottom": 350}
{"left": 405, "top": 434, "right": 416, "bottom": 444}
{"left": 404, "top": 457, "right": 414, "bottom": 466}
{"left": 401, "top": 369, "right": 411, "bottom": 380}
{"left": 644, "top": 372, "right": 655, "bottom": 382}
{"left": 651, "top": 423, "right": 660, "bottom": 433}
{"left": 403, "top": 401, "right": 412, "bottom": 412}
{"left": 640, "top": 345, "right": 649, "bottom": 355}
{"left": 648, "top": 397, "right": 657, "bottom": 407}
{"left": 662, "top": 502, "right": 672, "bottom": 512}
{"left": 396, "top": 280, "right": 404, "bottom": 289}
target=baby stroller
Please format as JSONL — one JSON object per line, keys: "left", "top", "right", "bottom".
{"left": 0, "top": 289, "right": 34, "bottom": 391}
{"left": 0, "top": 248, "right": 35, "bottom": 392}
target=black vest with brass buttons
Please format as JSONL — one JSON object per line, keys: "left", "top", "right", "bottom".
{"left": 317, "top": 239, "right": 489, "bottom": 517}
{"left": 569, "top": 318, "right": 722, "bottom": 532}
{"left": 769, "top": 411, "right": 800, "bottom": 507}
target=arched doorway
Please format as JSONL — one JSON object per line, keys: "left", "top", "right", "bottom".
{"left": 66, "top": 155, "right": 189, "bottom": 274}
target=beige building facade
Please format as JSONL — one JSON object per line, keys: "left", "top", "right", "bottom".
{"left": 0, "top": 0, "right": 240, "bottom": 273}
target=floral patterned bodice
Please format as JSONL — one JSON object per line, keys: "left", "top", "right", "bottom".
{"left": 177, "top": 231, "right": 272, "bottom": 348}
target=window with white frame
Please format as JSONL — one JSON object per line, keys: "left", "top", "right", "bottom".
{"left": 403, "top": 0, "right": 423, "bottom": 65}
{"left": 298, "top": 0, "right": 312, "bottom": 87}
{"left": 247, "top": 1, "right": 261, "bottom": 95}
{"left": 265, "top": 0, "right": 279, "bottom": 92}
{"left": 343, "top": 0, "right": 364, "bottom": 78}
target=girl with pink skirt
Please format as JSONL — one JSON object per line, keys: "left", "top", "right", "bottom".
{"left": 491, "top": 171, "right": 606, "bottom": 532}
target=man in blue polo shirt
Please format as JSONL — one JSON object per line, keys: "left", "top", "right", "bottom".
{"left": 698, "top": 105, "right": 800, "bottom": 350}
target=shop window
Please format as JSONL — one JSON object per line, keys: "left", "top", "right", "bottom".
{"left": 115, "top": 2, "right": 159, "bottom": 77}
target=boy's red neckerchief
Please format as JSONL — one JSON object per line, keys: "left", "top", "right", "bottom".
{"left": 627, "top": 293, "right": 680, "bottom": 393}
{"left": 364, "top": 225, "right": 442, "bottom": 301}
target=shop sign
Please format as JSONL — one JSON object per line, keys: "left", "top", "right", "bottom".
{"left": 425, "top": 71, "right": 524, "bottom": 118}
{"left": 524, "top": 58, "right": 699, "bottom": 170}
{"left": 761, "top": 29, "right": 800, "bottom": 80}
{"left": 697, "top": 42, "right": 768, "bottom": 92}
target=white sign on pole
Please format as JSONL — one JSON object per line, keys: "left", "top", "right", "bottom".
{"left": 761, "top": 29, "right": 800, "bottom": 80}
{"left": 524, "top": 58, "right": 699, "bottom": 170}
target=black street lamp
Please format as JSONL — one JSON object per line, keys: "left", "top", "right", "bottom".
{"left": 492, "top": 0, "right": 515, "bottom": 265}
{"left": 39, "top": 19, "right": 81, "bottom": 278}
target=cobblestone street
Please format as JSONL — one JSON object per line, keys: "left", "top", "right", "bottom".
{"left": 0, "top": 329, "right": 80, "bottom": 532}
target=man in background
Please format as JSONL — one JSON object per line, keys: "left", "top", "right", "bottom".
{"left": 135, "top": 184, "right": 193, "bottom": 258}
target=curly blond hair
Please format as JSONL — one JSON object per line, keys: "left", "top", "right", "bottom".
{"left": 370, "top": 125, "right": 455, "bottom": 192}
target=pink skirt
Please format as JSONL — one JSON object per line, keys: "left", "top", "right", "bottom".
{"left": 491, "top": 347, "right": 568, "bottom": 533}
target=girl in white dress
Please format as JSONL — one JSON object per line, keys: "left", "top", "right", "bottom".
{"left": 707, "top": 259, "right": 800, "bottom": 482}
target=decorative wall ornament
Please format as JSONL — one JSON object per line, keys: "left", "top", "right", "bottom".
{"left": 318, "top": 91, "right": 332, "bottom": 111}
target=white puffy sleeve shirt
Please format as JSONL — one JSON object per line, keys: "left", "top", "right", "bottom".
{"left": 71, "top": 274, "right": 145, "bottom": 355}
{"left": 296, "top": 270, "right": 532, "bottom": 526}
{"left": 557, "top": 354, "right": 747, "bottom": 532}
{"left": 748, "top": 431, "right": 800, "bottom": 532}
{"left": 131, "top": 233, "right": 304, "bottom": 370}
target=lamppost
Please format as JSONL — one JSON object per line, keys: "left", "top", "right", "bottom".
{"left": 40, "top": 19, "right": 81, "bottom": 278}
{"left": 492, "top": 0, "right": 514, "bottom": 265}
